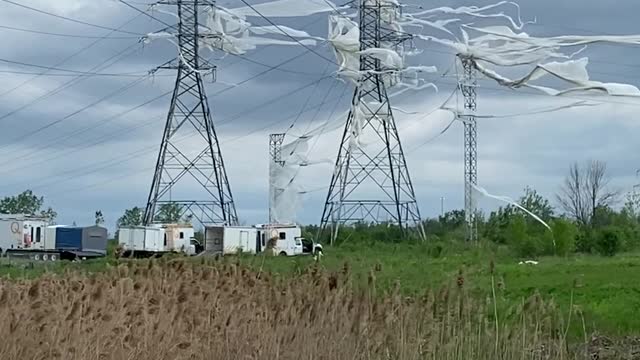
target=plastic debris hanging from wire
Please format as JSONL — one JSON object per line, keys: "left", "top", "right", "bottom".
{"left": 406, "top": 1, "right": 640, "bottom": 98}
{"left": 142, "top": 0, "right": 341, "bottom": 57}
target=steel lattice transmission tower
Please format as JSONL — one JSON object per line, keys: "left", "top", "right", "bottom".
{"left": 268, "top": 133, "right": 285, "bottom": 224}
{"left": 319, "top": 0, "right": 424, "bottom": 243}
{"left": 459, "top": 56, "right": 478, "bottom": 241}
{"left": 144, "top": 0, "right": 238, "bottom": 226}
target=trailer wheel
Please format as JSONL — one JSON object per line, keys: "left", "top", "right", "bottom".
{"left": 279, "top": 251, "right": 287, "bottom": 257}
{"left": 33, "top": 254, "right": 41, "bottom": 261}
{"left": 50, "top": 254, "right": 57, "bottom": 262}
{"left": 42, "top": 254, "right": 48, "bottom": 261}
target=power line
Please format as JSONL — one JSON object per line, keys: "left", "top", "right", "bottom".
{"left": 0, "top": 24, "right": 140, "bottom": 39}
{"left": 0, "top": 76, "right": 151, "bottom": 154}
{"left": 1, "top": 0, "right": 144, "bottom": 36}
{"left": 0, "top": 69, "right": 172, "bottom": 77}
{"left": 0, "top": 57, "right": 154, "bottom": 77}
{"left": 117, "top": 0, "right": 176, "bottom": 29}
{"left": 0, "top": 13, "right": 146, "bottom": 99}
{"left": 237, "top": 0, "right": 339, "bottom": 66}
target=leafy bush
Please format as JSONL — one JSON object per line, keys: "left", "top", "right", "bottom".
{"left": 549, "top": 219, "right": 578, "bottom": 256}
{"left": 508, "top": 216, "right": 541, "bottom": 258}
{"left": 595, "top": 228, "right": 621, "bottom": 257}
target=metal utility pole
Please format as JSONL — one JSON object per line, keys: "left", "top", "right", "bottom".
{"left": 144, "top": 0, "right": 238, "bottom": 226}
{"left": 269, "top": 133, "right": 286, "bottom": 224}
{"left": 319, "top": 0, "right": 424, "bottom": 243}
{"left": 459, "top": 56, "right": 478, "bottom": 241}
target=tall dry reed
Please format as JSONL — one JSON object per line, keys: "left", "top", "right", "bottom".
{"left": 0, "top": 258, "right": 573, "bottom": 359}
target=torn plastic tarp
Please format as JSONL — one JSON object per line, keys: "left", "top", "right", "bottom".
{"left": 407, "top": 2, "right": 528, "bottom": 30}
{"left": 146, "top": 4, "right": 320, "bottom": 56}
{"left": 231, "top": 0, "right": 344, "bottom": 18}
{"left": 473, "top": 58, "right": 640, "bottom": 97}
{"left": 471, "top": 183, "right": 552, "bottom": 233}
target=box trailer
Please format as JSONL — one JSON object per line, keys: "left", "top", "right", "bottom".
{"left": 204, "top": 226, "right": 259, "bottom": 255}
{"left": 204, "top": 224, "right": 322, "bottom": 257}
{"left": 118, "top": 224, "right": 197, "bottom": 257}
{"left": 0, "top": 215, "right": 108, "bottom": 261}
{"left": 256, "top": 224, "right": 305, "bottom": 256}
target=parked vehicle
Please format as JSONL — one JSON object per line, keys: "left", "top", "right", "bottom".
{"left": 118, "top": 224, "right": 198, "bottom": 257}
{"left": 203, "top": 226, "right": 260, "bottom": 255}
{"left": 204, "top": 224, "right": 322, "bottom": 257}
{"left": 0, "top": 215, "right": 108, "bottom": 261}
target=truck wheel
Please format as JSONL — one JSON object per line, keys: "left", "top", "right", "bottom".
{"left": 279, "top": 251, "right": 287, "bottom": 257}
{"left": 50, "top": 254, "right": 57, "bottom": 262}
{"left": 33, "top": 254, "right": 41, "bottom": 261}
{"left": 42, "top": 254, "right": 48, "bottom": 261}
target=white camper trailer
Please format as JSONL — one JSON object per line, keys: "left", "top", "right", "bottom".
{"left": 0, "top": 215, "right": 50, "bottom": 254}
{"left": 256, "top": 224, "right": 304, "bottom": 256}
{"left": 117, "top": 224, "right": 197, "bottom": 257}
{"left": 204, "top": 226, "right": 259, "bottom": 255}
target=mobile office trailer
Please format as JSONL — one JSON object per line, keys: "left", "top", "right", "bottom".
{"left": 0, "top": 215, "right": 50, "bottom": 255}
{"left": 118, "top": 226, "right": 164, "bottom": 257}
{"left": 256, "top": 224, "right": 303, "bottom": 256}
{"left": 0, "top": 215, "right": 108, "bottom": 261}
{"left": 204, "top": 226, "right": 259, "bottom": 255}
{"left": 163, "top": 224, "right": 196, "bottom": 254}
{"left": 118, "top": 224, "right": 198, "bottom": 257}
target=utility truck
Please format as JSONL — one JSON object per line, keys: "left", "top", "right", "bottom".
{"left": 0, "top": 214, "right": 108, "bottom": 261}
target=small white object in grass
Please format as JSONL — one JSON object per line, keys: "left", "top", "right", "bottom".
{"left": 518, "top": 260, "right": 539, "bottom": 265}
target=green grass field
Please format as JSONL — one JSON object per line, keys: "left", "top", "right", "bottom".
{"left": 1, "top": 242, "right": 639, "bottom": 337}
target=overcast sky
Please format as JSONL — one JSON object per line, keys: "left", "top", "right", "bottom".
{"left": 0, "top": 0, "right": 639, "bottom": 230}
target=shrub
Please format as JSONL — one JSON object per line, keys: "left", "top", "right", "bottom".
{"left": 508, "top": 216, "right": 541, "bottom": 258}
{"left": 595, "top": 227, "right": 621, "bottom": 257}
{"left": 549, "top": 219, "right": 578, "bottom": 256}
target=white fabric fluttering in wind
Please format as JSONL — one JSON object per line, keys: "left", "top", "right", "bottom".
{"left": 144, "top": 0, "right": 338, "bottom": 56}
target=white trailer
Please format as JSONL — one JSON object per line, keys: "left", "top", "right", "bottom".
{"left": 0, "top": 215, "right": 108, "bottom": 261}
{"left": 0, "top": 215, "right": 50, "bottom": 255}
{"left": 118, "top": 224, "right": 197, "bottom": 257}
{"left": 256, "top": 224, "right": 305, "bottom": 256}
{"left": 203, "top": 224, "right": 321, "bottom": 257}
{"left": 204, "top": 226, "right": 259, "bottom": 255}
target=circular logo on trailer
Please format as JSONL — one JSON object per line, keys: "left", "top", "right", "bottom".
{"left": 10, "top": 222, "right": 19, "bottom": 234}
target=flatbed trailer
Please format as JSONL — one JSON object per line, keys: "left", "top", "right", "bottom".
{"left": 4, "top": 249, "right": 104, "bottom": 262}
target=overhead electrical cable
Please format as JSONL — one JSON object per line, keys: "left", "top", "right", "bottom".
{"left": 0, "top": 13, "right": 145, "bottom": 99}
{"left": 0, "top": 0, "right": 144, "bottom": 35}
{"left": 0, "top": 42, "right": 143, "bottom": 123}
{"left": 237, "top": 0, "right": 340, "bottom": 66}
{"left": 0, "top": 24, "right": 139, "bottom": 39}
{"left": 0, "top": 57, "right": 157, "bottom": 77}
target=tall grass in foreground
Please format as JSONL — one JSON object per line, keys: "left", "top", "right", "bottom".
{"left": 0, "top": 258, "right": 573, "bottom": 360}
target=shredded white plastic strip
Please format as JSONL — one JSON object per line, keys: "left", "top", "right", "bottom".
{"left": 231, "top": 0, "right": 344, "bottom": 18}
{"left": 471, "top": 183, "right": 552, "bottom": 233}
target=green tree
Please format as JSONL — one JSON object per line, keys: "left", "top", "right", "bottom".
{"left": 0, "top": 190, "right": 57, "bottom": 221}
{"left": 156, "top": 203, "right": 183, "bottom": 223}
{"left": 595, "top": 227, "right": 621, "bottom": 257}
{"left": 117, "top": 207, "right": 143, "bottom": 228}
{"left": 508, "top": 215, "right": 541, "bottom": 258}
{"left": 547, "top": 218, "right": 578, "bottom": 256}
